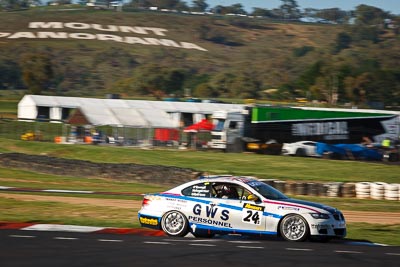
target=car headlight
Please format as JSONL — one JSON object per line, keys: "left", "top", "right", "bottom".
{"left": 310, "top": 213, "right": 330, "bottom": 219}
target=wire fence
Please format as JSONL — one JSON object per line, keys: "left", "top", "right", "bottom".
{"left": 0, "top": 118, "right": 211, "bottom": 149}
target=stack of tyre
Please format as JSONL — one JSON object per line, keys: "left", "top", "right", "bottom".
{"left": 325, "top": 182, "right": 343, "bottom": 197}
{"left": 370, "top": 182, "right": 387, "bottom": 200}
{"left": 355, "top": 182, "right": 371, "bottom": 199}
{"left": 355, "top": 182, "right": 399, "bottom": 200}
{"left": 384, "top": 183, "right": 399, "bottom": 201}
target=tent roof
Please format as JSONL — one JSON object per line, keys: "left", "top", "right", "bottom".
{"left": 19, "top": 95, "right": 244, "bottom": 128}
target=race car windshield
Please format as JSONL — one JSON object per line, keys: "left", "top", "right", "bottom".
{"left": 249, "top": 182, "right": 288, "bottom": 200}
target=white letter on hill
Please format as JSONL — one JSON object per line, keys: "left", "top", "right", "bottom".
{"left": 143, "top": 27, "right": 168, "bottom": 36}
{"left": 143, "top": 38, "right": 180, "bottom": 47}
{"left": 180, "top": 42, "right": 207, "bottom": 51}
{"left": 64, "top": 22, "right": 91, "bottom": 30}
{"left": 124, "top": 37, "right": 150, "bottom": 45}
{"left": 0, "top": 33, "right": 11, "bottom": 38}
{"left": 37, "top": 32, "right": 68, "bottom": 39}
{"left": 118, "top": 26, "right": 148, "bottom": 35}
{"left": 69, "top": 33, "right": 96, "bottom": 40}
{"left": 7, "top": 32, "right": 37, "bottom": 39}
{"left": 29, "top": 22, "right": 63, "bottom": 29}
{"left": 91, "top": 24, "right": 119, "bottom": 32}
{"left": 96, "top": 34, "right": 123, "bottom": 42}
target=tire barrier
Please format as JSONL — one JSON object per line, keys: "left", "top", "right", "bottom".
{"left": 370, "top": 182, "right": 386, "bottom": 200}
{"left": 341, "top": 183, "right": 356, "bottom": 198}
{"left": 272, "top": 180, "right": 286, "bottom": 193}
{"left": 295, "top": 182, "right": 307, "bottom": 195}
{"left": 326, "top": 182, "right": 343, "bottom": 197}
{"left": 306, "top": 182, "right": 319, "bottom": 196}
{"left": 284, "top": 182, "right": 296, "bottom": 195}
{"left": 355, "top": 182, "right": 371, "bottom": 199}
{"left": 267, "top": 179, "right": 399, "bottom": 200}
{"left": 384, "top": 183, "right": 399, "bottom": 201}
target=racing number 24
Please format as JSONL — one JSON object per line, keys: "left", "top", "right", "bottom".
{"left": 243, "top": 210, "right": 261, "bottom": 225}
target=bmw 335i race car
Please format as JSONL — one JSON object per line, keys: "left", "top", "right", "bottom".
{"left": 138, "top": 175, "right": 346, "bottom": 242}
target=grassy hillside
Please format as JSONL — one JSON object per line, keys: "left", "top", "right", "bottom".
{"left": 0, "top": 8, "right": 341, "bottom": 95}
{"left": 1, "top": 7, "right": 399, "bottom": 105}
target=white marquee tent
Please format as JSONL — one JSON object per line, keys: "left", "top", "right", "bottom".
{"left": 18, "top": 95, "right": 244, "bottom": 128}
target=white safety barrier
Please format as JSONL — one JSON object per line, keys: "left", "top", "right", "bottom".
{"left": 384, "top": 183, "right": 399, "bottom": 201}
{"left": 355, "top": 182, "right": 371, "bottom": 199}
{"left": 370, "top": 182, "right": 387, "bottom": 200}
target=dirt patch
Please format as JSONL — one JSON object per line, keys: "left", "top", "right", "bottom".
{"left": 1, "top": 193, "right": 399, "bottom": 225}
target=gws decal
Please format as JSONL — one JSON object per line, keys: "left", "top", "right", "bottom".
{"left": 188, "top": 204, "right": 232, "bottom": 228}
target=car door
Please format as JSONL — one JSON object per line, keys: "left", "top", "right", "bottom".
{"left": 212, "top": 182, "right": 267, "bottom": 233}
{"left": 304, "top": 141, "right": 317, "bottom": 156}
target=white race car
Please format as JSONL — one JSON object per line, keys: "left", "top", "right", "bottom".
{"left": 138, "top": 175, "right": 346, "bottom": 242}
{"left": 281, "top": 141, "right": 321, "bottom": 157}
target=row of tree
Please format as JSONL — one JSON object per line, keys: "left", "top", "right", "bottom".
{"left": 1, "top": 0, "right": 398, "bottom": 24}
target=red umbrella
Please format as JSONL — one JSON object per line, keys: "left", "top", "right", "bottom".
{"left": 184, "top": 119, "right": 214, "bottom": 133}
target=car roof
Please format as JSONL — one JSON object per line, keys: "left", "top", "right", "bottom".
{"left": 199, "top": 175, "right": 260, "bottom": 184}
{"left": 164, "top": 175, "right": 262, "bottom": 194}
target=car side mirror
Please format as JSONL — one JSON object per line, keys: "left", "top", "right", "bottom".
{"left": 247, "top": 194, "right": 259, "bottom": 202}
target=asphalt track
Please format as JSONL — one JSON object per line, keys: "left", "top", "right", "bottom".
{"left": 0, "top": 226, "right": 399, "bottom": 267}
{"left": 1, "top": 186, "right": 399, "bottom": 266}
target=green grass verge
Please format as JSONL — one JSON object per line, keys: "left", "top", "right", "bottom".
{"left": 0, "top": 137, "right": 399, "bottom": 183}
{"left": 0, "top": 167, "right": 166, "bottom": 194}
{"left": 346, "top": 223, "right": 400, "bottom": 246}
{"left": 0, "top": 197, "right": 137, "bottom": 228}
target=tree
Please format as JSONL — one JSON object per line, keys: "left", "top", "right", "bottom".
{"left": 251, "top": 8, "right": 274, "bottom": 18}
{"left": 343, "top": 72, "right": 379, "bottom": 106}
{"left": 333, "top": 32, "right": 352, "bottom": 54}
{"left": 20, "top": 53, "right": 54, "bottom": 95}
{"left": 315, "top": 8, "right": 348, "bottom": 23}
{"left": 191, "top": 0, "right": 207, "bottom": 12}
{"left": 0, "top": 59, "right": 23, "bottom": 89}
{"left": 193, "top": 83, "right": 215, "bottom": 98}
{"left": 0, "top": 0, "right": 30, "bottom": 10}
{"left": 212, "top": 3, "right": 246, "bottom": 15}
{"left": 354, "top": 5, "right": 389, "bottom": 26}
{"left": 279, "top": 0, "right": 300, "bottom": 19}
{"left": 127, "top": 64, "right": 186, "bottom": 97}
{"left": 229, "top": 73, "right": 261, "bottom": 98}
{"left": 209, "top": 72, "right": 235, "bottom": 98}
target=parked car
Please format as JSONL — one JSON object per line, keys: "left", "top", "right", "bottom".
{"left": 138, "top": 175, "right": 346, "bottom": 242}
{"left": 281, "top": 141, "right": 320, "bottom": 157}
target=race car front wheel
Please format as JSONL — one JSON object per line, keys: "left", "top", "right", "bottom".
{"left": 161, "top": 210, "right": 189, "bottom": 237}
{"left": 280, "top": 214, "right": 309, "bottom": 242}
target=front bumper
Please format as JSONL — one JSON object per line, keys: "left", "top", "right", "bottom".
{"left": 306, "top": 214, "right": 346, "bottom": 238}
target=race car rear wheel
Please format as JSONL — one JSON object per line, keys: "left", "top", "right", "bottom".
{"left": 295, "top": 148, "right": 306, "bottom": 157}
{"left": 279, "top": 214, "right": 309, "bottom": 242}
{"left": 161, "top": 210, "right": 189, "bottom": 237}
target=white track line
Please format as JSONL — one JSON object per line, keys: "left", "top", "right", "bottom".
{"left": 189, "top": 243, "right": 216, "bottom": 247}
{"left": 22, "top": 224, "right": 105, "bottom": 233}
{"left": 386, "top": 253, "right": 400, "bottom": 256}
{"left": 228, "top": 240, "right": 261, "bottom": 244}
{"left": 98, "top": 239, "right": 123, "bottom": 242}
{"left": 335, "top": 250, "right": 363, "bottom": 254}
{"left": 54, "top": 237, "right": 78, "bottom": 240}
{"left": 237, "top": 245, "right": 264, "bottom": 249}
{"left": 286, "top": 248, "right": 314, "bottom": 251}
{"left": 143, "top": 241, "right": 171, "bottom": 245}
